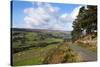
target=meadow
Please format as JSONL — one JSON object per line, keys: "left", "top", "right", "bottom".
{"left": 12, "top": 29, "right": 80, "bottom": 66}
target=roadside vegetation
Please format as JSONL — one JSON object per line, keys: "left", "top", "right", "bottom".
{"left": 75, "top": 34, "right": 97, "bottom": 52}
{"left": 43, "top": 42, "right": 81, "bottom": 64}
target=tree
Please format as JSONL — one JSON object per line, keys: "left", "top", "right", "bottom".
{"left": 71, "top": 5, "right": 97, "bottom": 41}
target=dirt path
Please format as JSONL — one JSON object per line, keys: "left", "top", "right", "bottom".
{"left": 68, "top": 43, "right": 97, "bottom": 62}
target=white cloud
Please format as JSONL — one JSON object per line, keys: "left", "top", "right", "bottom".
{"left": 45, "top": 3, "right": 60, "bottom": 13}
{"left": 60, "top": 13, "right": 68, "bottom": 18}
{"left": 60, "top": 6, "right": 82, "bottom": 23}
{"left": 23, "top": 2, "right": 81, "bottom": 31}
{"left": 60, "top": 13, "right": 72, "bottom": 23}
{"left": 23, "top": 2, "right": 60, "bottom": 29}
{"left": 71, "top": 6, "right": 82, "bottom": 19}
{"left": 24, "top": 8, "right": 34, "bottom": 14}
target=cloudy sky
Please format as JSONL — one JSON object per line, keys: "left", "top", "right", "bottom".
{"left": 12, "top": 1, "right": 82, "bottom": 31}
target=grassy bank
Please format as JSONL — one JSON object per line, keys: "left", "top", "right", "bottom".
{"left": 43, "top": 42, "right": 81, "bottom": 64}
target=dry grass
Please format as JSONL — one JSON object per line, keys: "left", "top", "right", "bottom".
{"left": 43, "top": 42, "right": 81, "bottom": 64}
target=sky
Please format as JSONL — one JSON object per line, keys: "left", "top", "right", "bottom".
{"left": 12, "top": 1, "right": 83, "bottom": 31}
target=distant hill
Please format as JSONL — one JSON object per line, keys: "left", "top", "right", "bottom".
{"left": 11, "top": 28, "right": 70, "bottom": 33}
{"left": 11, "top": 28, "right": 72, "bottom": 39}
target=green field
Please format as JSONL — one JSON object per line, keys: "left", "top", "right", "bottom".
{"left": 13, "top": 44, "right": 59, "bottom": 66}
{"left": 12, "top": 31, "right": 80, "bottom": 66}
